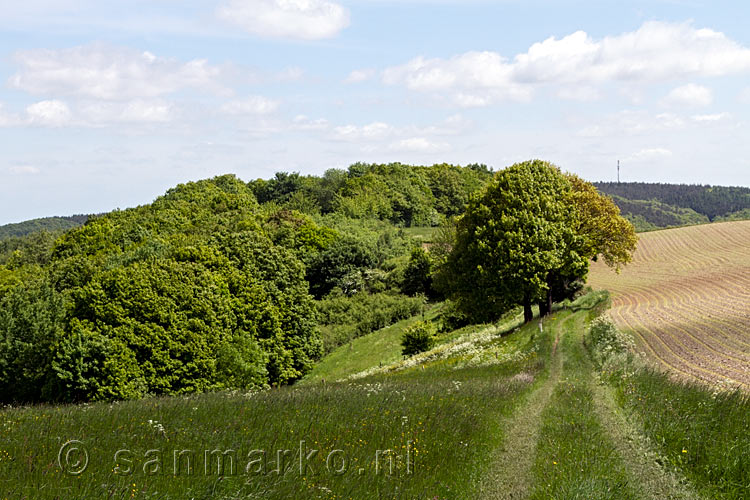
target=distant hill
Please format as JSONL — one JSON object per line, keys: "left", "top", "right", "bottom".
{"left": 594, "top": 182, "right": 750, "bottom": 231}
{"left": 0, "top": 215, "right": 89, "bottom": 241}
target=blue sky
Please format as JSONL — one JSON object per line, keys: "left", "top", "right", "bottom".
{"left": 1, "top": 0, "right": 750, "bottom": 224}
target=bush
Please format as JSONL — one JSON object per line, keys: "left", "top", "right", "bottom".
{"left": 587, "top": 317, "right": 636, "bottom": 367}
{"left": 401, "top": 320, "right": 437, "bottom": 356}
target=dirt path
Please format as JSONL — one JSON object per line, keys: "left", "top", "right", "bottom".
{"left": 477, "top": 315, "right": 566, "bottom": 500}
{"left": 480, "top": 310, "right": 704, "bottom": 500}
{"left": 590, "top": 373, "right": 704, "bottom": 500}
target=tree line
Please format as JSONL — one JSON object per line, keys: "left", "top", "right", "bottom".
{"left": 0, "top": 161, "right": 636, "bottom": 404}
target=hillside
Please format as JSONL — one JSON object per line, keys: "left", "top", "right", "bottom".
{"left": 0, "top": 215, "right": 88, "bottom": 241}
{"left": 588, "top": 220, "right": 750, "bottom": 387}
{"left": 595, "top": 182, "right": 750, "bottom": 230}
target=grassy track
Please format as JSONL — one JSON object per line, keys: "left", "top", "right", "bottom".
{"left": 478, "top": 317, "right": 562, "bottom": 500}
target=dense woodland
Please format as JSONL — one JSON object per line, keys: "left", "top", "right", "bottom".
{"left": 595, "top": 182, "right": 750, "bottom": 227}
{"left": 0, "top": 215, "right": 88, "bottom": 241}
{"left": 0, "top": 163, "right": 493, "bottom": 403}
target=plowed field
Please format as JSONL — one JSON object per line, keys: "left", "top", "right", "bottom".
{"left": 588, "top": 221, "right": 750, "bottom": 388}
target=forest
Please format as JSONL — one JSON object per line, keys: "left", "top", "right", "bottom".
{"left": 0, "top": 163, "right": 492, "bottom": 403}
{"left": 594, "top": 181, "right": 750, "bottom": 227}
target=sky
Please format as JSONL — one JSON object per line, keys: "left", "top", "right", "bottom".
{"left": 1, "top": 0, "right": 750, "bottom": 224}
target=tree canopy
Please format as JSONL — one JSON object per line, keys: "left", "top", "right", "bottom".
{"left": 438, "top": 160, "right": 636, "bottom": 323}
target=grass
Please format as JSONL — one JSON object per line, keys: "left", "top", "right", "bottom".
{"left": 609, "top": 368, "right": 750, "bottom": 500}
{"left": 302, "top": 305, "right": 443, "bottom": 384}
{"left": 401, "top": 227, "right": 438, "bottom": 243}
{"left": 529, "top": 311, "right": 638, "bottom": 500}
{"left": 0, "top": 303, "right": 549, "bottom": 499}
{"left": 4, "top": 288, "right": 750, "bottom": 499}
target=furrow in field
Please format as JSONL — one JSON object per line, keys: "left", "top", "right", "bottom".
{"left": 588, "top": 221, "right": 750, "bottom": 387}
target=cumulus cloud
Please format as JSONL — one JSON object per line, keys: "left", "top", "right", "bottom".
{"left": 691, "top": 112, "right": 730, "bottom": 123}
{"left": 221, "top": 96, "right": 280, "bottom": 115}
{"left": 577, "top": 110, "right": 687, "bottom": 138}
{"left": 216, "top": 0, "right": 350, "bottom": 40}
{"left": 383, "top": 21, "right": 750, "bottom": 106}
{"left": 79, "top": 100, "right": 175, "bottom": 124}
{"left": 557, "top": 86, "right": 601, "bottom": 102}
{"left": 331, "top": 122, "right": 394, "bottom": 141}
{"left": 9, "top": 44, "right": 227, "bottom": 100}
{"left": 345, "top": 68, "right": 376, "bottom": 84}
{"left": 662, "top": 83, "right": 713, "bottom": 107}
{"left": 291, "top": 114, "right": 329, "bottom": 130}
{"left": 26, "top": 100, "right": 72, "bottom": 127}
{"left": 389, "top": 137, "right": 449, "bottom": 153}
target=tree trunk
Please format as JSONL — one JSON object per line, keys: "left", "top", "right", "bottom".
{"left": 523, "top": 296, "right": 533, "bottom": 323}
{"left": 538, "top": 300, "right": 549, "bottom": 317}
{"left": 546, "top": 288, "right": 553, "bottom": 316}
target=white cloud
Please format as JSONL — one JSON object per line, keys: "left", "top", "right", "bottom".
{"left": 578, "top": 110, "right": 687, "bottom": 138}
{"left": 26, "top": 100, "right": 72, "bottom": 127}
{"left": 216, "top": 0, "right": 350, "bottom": 40}
{"left": 79, "top": 100, "right": 175, "bottom": 124}
{"left": 628, "top": 148, "right": 673, "bottom": 161}
{"left": 332, "top": 122, "right": 394, "bottom": 141}
{"left": 692, "top": 112, "right": 730, "bottom": 122}
{"left": 662, "top": 83, "right": 713, "bottom": 107}
{"left": 389, "top": 137, "right": 449, "bottom": 153}
{"left": 292, "top": 114, "right": 329, "bottom": 130}
{"left": 383, "top": 21, "right": 750, "bottom": 106}
{"left": 9, "top": 44, "right": 227, "bottom": 100}
{"left": 221, "top": 96, "right": 280, "bottom": 115}
{"left": 345, "top": 68, "right": 376, "bottom": 84}
{"left": 8, "top": 165, "right": 40, "bottom": 175}
{"left": 557, "top": 86, "right": 601, "bottom": 102}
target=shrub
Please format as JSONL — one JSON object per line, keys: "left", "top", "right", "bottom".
{"left": 438, "top": 299, "right": 470, "bottom": 331}
{"left": 587, "top": 316, "right": 636, "bottom": 367}
{"left": 401, "top": 320, "right": 437, "bottom": 356}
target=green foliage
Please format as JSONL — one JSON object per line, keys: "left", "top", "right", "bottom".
{"left": 611, "top": 196, "right": 709, "bottom": 230}
{"left": 715, "top": 207, "right": 750, "bottom": 222}
{"left": 594, "top": 182, "right": 750, "bottom": 225}
{"left": 401, "top": 320, "right": 437, "bottom": 356}
{"left": 305, "top": 235, "right": 378, "bottom": 298}
{"left": 0, "top": 215, "right": 87, "bottom": 242}
{"left": 440, "top": 160, "right": 587, "bottom": 322}
{"left": 401, "top": 247, "right": 433, "bottom": 296}
{"left": 0, "top": 175, "right": 322, "bottom": 403}
{"left": 316, "top": 292, "right": 423, "bottom": 353}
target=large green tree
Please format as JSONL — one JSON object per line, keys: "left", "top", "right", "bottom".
{"left": 438, "top": 160, "right": 587, "bottom": 323}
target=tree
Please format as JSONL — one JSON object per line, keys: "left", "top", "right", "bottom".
{"left": 401, "top": 247, "right": 433, "bottom": 297}
{"left": 439, "top": 160, "right": 586, "bottom": 323}
{"left": 566, "top": 174, "right": 638, "bottom": 271}
{"left": 534, "top": 174, "right": 638, "bottom": 315}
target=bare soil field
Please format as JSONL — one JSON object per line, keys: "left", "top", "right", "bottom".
{"left": 588, "top": 220, "right": 750, "bottom": 388}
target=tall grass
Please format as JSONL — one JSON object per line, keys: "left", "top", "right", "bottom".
{"left": 613, "top": 370, "right": 750, "bottom": 500}
{"left": 589, "top": 317, "right": 750, "bottom": 500}
{"left": 0, "top": 314, "right": 550, "bottom": 499}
